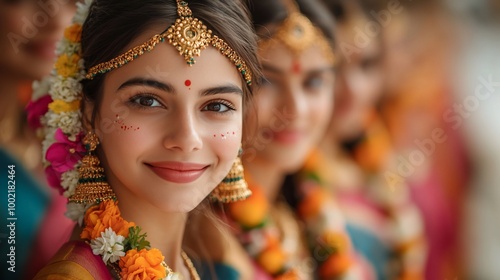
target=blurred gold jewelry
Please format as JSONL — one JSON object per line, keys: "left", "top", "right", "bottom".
{"left": 258, "top": 0, "right": 335, "bottom": 64}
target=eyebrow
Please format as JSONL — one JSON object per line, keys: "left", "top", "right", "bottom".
{"left": 201, "top": 84, "right": 243, "bottom": 96}
{"left": 262, "top": 63, "right": 335, "bottom": 75}
{"left": 117, "top": 77, "right": 242, "bottom": 96}
{"left": 118, "top": 78, "right": 174, "bottom": 93}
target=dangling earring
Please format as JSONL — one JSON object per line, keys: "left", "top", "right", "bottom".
{"left": 210, "top": 148, "right": 251, "bottom": 203}
{"left": 69, "top": 131, "right": 116, "bottom": 204}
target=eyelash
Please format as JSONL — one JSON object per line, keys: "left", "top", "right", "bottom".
{"left": 127, "top": 92, "right": 164, "bottom": 110}
{"left": 127, "top": 93, "right": 236, "bottom": 114}
{"left": 202, "top": 99, "right": 236, "bottom": 115}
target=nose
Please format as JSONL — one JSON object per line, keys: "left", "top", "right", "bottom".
{"left": 162, "top": 110, "right": 203, "bottom": 152}
{"left": 281, "top": 84, "right": 308, "bottom": 121}
{"left": 40, "top": 1, "right": 74, "bottom": 36}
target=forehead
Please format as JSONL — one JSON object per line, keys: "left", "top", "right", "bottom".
{"left": 103, "top": 26, "right": 241, "bottom": 90}
{"left": 258, "top": 41, "right": 333, "bottom": 74}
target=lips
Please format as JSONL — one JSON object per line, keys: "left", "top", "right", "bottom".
{"left": 272, "top": 130, "right": 303, "bottom": 144}
{"left": 146, "top": 162, "right": 209, "bottom": 184}
{"left": 25, "top": 40, "right": 57, "bottom": 61}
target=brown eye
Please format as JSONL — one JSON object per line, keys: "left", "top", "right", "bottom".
{"left": 202, "top": 101, "right": 235, "bottom": 113}
{"left": 130, "top": 95, "right": 162, "bottom": 107}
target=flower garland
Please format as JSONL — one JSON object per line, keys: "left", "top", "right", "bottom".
{"left": 223, "top": 168, "right": 357, "bottom": 279}
{"left": 27, "top": 1, "right": 195, "bottom": 279}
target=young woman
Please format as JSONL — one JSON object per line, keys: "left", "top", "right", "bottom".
{"left": 0, "top": 1, "right": 76, "bottom": 278}
{"left": 30, "top": 0, "right": 260, "bottom": 278}
{"left": 318, "top": 1, "right": 427, "bottom": 279}
{"left": 208, "top": 0, "right": 363, "bottom": 279}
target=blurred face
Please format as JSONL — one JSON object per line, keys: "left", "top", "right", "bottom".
{"left": 330, "top": 16, "right": 384, "bottom": 141}
{"left": 90, "top": 28, "right": 243, "bottom": 213}
{"left": 252, "top": 41, "right": 335, "bottom": 172}
{"left": 0, "top": 0, "right": 76, "bottom": 80}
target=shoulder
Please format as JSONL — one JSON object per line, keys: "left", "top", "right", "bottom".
{"left": 185, "top": 210, "right": 254, "bottom": 280}
{"left": 33, "top": 241, "right": 113, "bottom": 280}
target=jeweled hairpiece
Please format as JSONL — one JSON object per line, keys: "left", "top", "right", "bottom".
{"left": 86, "top": 0, "right": 252, "bottom": 85}
{"left": 258, "top": 0, "right": 335, "bottom": 64}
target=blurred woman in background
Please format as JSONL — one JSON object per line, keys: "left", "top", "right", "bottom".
{"left": 0, "top": 1, "right": 76, "bottom": 278}
{"left": 319, "top": 0, "right": 427, "bottom": 279}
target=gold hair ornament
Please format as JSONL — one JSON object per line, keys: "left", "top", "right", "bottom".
{"left": 258, "top": 0, "right": 335, "bottom": 64}
{"left": 86, "top": 0, "right": 252, "bottom": 85}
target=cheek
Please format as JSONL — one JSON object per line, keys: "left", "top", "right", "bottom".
{"left": 254, "top": 93, "right": 277, "bottom": 128}
{"left": 207, "top": 125, "right": 242, "bottom": 159}
{"left": 0, "top": 7, "right": 24, "bottom": 34}
{"left": 311, "top": 94, "right": 334, "bottom": 127}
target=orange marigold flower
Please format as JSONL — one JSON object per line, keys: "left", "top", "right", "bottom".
{"left": 81, "top": 200, "right": 135, "bottom": 240}
{"left": 119, "top": 248, "right": 166, "bottom": 280}
{"left": 257, "top": 245, "right": 287, "bottom": 275}
{"left": 64, "top": 23, "right": 82, "bottom": 43}
{"left": 55, "top": 53, "right": 80, "bottom": 78}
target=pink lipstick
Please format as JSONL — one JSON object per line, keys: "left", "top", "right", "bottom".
{"left": 146, "top": 162, "right": 209, "bottom": 184}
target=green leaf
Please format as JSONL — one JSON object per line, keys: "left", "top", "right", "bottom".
{"left": 123, "top": 226, "right": 151, "bottom": 251}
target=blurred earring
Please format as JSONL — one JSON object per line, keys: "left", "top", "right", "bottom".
{"left": 69, "top": 131, "right": 116, "bottom": 204}
{"left": 210, "top": 148, "right": 251, "bottom": 203}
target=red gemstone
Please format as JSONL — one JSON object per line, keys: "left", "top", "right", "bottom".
{"left": 185, "top": 79, "right": 191, "bottom": 87}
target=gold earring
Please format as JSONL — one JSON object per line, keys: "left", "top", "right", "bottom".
{"left": 69, "top": 131, "right": 116, "bottom": 204}
{"left": 210, "top": 153, "right": 251, "bottom": 203}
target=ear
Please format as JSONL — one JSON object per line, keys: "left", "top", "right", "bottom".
{"left": 81, "top": 99, "right": 95, "bottom": 132}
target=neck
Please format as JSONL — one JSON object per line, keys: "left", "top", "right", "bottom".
{"left": 319, "top": 130, "right": 345, "bottom": 160}
{"left": 0, "top": 76, "right": 22, "bottom": 138}
{"left": 244, "top": 158, "right": 286, "bottom": 202}
{"left": 118, "top": 194, "right": 188, "bottom": 272}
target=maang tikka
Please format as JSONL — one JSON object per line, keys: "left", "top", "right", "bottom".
{"left": 85, "top": 0, "right": 253, "bottom": 85}
{"left": 210, "top": 149, "right": 251, "bottom": 203}
{"left": 258, "top": 0, "right": 335, "bottom": 64}
{"left": 69, "top": 131, "right": 116, "bottom": 204}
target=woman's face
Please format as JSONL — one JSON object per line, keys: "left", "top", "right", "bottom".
{"left": 251, "top": 41, "right": 335, "bottom": 172}
{"left": 330, "top": 15, "right": 384, "bottom": 141}
{"left": 0, "top": 0, "right": 76, "bottom": 80}
{"left": 91, "top": 29, "right": 243, "bottom": 213}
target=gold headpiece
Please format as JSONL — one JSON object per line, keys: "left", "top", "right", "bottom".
{"left": 86, "top": 0, "right": 252, "bottom": 85}
{"left": 258, "top": 0, "right": 335, "bottom": 64}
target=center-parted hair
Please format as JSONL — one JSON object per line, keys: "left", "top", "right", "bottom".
{"left": 80, "top": 0, "right": 261, "bottom": 129}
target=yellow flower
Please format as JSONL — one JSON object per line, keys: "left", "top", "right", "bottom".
{"left": 55, "top": 53, "right": 81, "bottom": 78}
{"left": 64, "top": 23, "right": 82, "bottom": 43}
{"left": 48, "top": 99, "right": 80, "bottom": 114}
{"left": 119, "top": 248, "right": 166, "bottom": 280}
{"left": 81, "top": 200, "right": 135, "bottom": 240}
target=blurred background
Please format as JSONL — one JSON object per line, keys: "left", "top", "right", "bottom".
{"left": 1, "top": 0, "right": 500, "bottom": 279}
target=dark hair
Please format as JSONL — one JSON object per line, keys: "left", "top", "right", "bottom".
{"left": 247, "top": 0, "right": 336, "bottom": 46}
{"left": 80, "top": 0, "right": 261, "bottom": 132}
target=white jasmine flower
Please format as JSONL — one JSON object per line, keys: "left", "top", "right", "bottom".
{"left": 90, "top": 227, "right": 126, "bottom": 264}
{"left": 49, "top": 77, "right": 82, "bottom": 102}
{"left": 65, "top": 202, "right": 92, "bottom": 225}
{"left": 41, "top": 127, "right": 57, "bottom": 164}
{"left": 73, "top": 0, "right": 93, "bottom": 25}
{"left": 46, "top": 111, "right": 82, "bottom": 135}
{"left": 62, "top": 169, "right": 80, "bottom": 197}
{"left": 55, "top": 39, "right": 80, "bottom": 57}
{"left": 32, "top": 77, "right": 52, "bottom": 100}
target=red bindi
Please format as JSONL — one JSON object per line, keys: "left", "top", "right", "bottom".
{"left": 184, "top": 79, "right": 191, "bottom": 87}
{"left": 292, "top": 61, "right": 301, "bottom": 74}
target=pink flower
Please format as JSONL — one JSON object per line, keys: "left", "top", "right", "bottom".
{"left": 45, "top": 166, "right": 64, "bottom": 194}
{"left": 26, "top": 95, "right": 52, "bottom": 129}
{"left": 45, "top": 128, "right": 85, "bottom": 173}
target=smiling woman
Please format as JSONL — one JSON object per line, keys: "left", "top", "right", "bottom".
{"left": 29, "top": 0, "right": 261, "bottom": 279}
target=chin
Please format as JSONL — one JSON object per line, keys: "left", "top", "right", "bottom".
{"left": 267, "top": 149, "right": 309, "bottom": 173}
